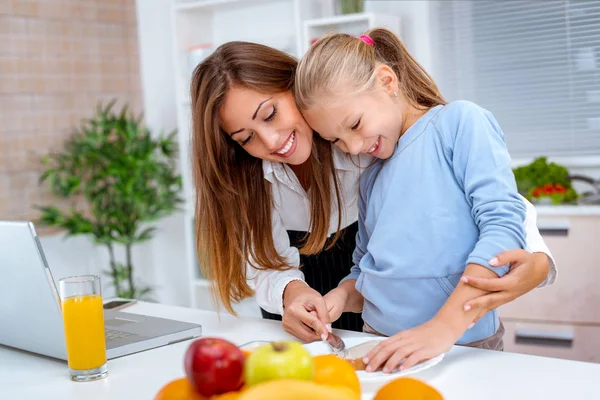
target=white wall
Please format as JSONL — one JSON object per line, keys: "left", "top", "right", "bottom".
{"left": 40, "top": 233, "right": 154, "bottom": 300}
{"left": 365, "top": 0, "right": 434, "bottom": 74}
{"left": 135, "top": 0, "right": 191, "bottom": 306}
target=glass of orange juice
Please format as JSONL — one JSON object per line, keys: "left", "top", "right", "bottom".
{"left": 59, "top": 275, "right": 108, "bottom": 382}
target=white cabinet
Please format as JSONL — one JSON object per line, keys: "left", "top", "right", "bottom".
{"left": 499, "top": 212, "right": 600, "bottom": 362}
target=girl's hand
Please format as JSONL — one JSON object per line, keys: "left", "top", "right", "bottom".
{"left": 282, "top": 281, "right": 331, "bottom": 342}
{"left": 364, "top": 318, "right": 455, "bottom": 373}
{"left": 323, "top": 287, "right": 349, "bottom": 323}
{"left": 462, "top": 249, "right": 550, "bottom": 325}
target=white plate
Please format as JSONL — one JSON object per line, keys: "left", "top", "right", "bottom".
{"left": 304, "top": 337, "right": 445, "bottom": 382}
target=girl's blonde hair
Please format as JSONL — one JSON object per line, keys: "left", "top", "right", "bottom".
{"left": 190, "top": 41, "right": 343, "bottom": 314}
{"left": 295, "top": 28, "right": 446, "bottom": 110}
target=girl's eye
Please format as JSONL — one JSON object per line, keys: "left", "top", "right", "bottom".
{"left": 351, "top": 118, "right": 361, "bottom": 131}
{"left": 241, "top": 132, "right": 254, "bottom": 146}
{"left": 265, "top": 105, "right": 277, "bottom": 122}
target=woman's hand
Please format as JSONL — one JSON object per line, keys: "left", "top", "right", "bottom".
{"left": 462, "top": 249, "right": 550, "bottom": 324}
{"left": 281, "top": 281, "right": 331, "bottom": 342}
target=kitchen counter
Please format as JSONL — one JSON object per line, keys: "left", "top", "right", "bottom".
{"left": 2, "top": 301, "right": 599, "bottom": 399}
{"left": 535, "top": 205, "right": 600, "bottom": 216}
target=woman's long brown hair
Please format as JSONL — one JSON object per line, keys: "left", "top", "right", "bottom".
{"left": 190, "top": 42, "right": 343, "bottom": 314}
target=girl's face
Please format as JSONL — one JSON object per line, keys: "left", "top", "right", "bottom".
{"left": 219, "top": 87, "right": 313, "bottom": 165}
{"left": 301, "top": 65, "right": 420, "bottom": 160}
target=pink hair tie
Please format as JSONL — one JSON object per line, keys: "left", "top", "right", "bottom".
{"left": 359, "top": 35, "right": 374, "bottom": 46}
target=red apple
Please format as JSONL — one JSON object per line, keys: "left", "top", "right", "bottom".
{"left": 184, "top": 337, "right": 245, "bottom": 397}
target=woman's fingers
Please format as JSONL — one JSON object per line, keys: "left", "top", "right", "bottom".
{"left": 306, "top": 296, "right": 332, "bottom": 337}
{"left": 489, "top": 249, "right": 529, "bottom": 267}
{"left": 464, "top": 291, "right": 511, "bottom": 315}
{"left": 282, "top": 304, "right": 321, "bottom": 342}
{"left": 461, "top": 274, "right": 518, "bottom": 292}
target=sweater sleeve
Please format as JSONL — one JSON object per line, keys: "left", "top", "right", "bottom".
{"left": 441, "top": 101, "right": 527, "bottom": 276}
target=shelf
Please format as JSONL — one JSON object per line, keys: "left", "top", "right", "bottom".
{"left": 305, "top": 12, "right": 378, "bottom": 27}
{"left": 302, "top": 12, "right": 400, "bottom": 54}
{"left": 174, "top": 0, "right": 285, "bottom": 12}
{"left": 194, "top": 279, "right": 210, "bottom": 288}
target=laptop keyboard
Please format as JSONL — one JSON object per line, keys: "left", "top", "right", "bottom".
{"left": 105, "top": 328, "right": 137, "bottom": 343}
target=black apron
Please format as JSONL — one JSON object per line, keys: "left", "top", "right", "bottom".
{"left": 260, "top": 221, "right": 364, "bottom": 332}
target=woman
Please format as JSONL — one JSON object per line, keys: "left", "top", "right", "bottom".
{"left": 190, "top": 41, "right": 556, "bottom": 342}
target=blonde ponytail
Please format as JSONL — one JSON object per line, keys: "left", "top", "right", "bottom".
{"left": 295, "top": 28, "right": 445, "bottom": 110}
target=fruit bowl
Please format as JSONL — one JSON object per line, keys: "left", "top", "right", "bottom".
{"left": 303, "top": 337, "right": 445, "bottom": 383}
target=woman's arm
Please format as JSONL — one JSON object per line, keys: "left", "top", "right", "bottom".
{"left": 246, "top": 209, "right": 330, "bottom": 342}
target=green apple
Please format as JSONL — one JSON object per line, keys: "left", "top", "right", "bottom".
{"left": 244, "top": 341, "right": 314, "bottom": 386}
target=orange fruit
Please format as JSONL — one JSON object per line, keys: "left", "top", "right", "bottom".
{"left": 154, "top": 377, "right": 206, "bottom": 400}
{"left": 241, "top": 349, "right": 252, "bottom": 359}
{"left": 374, "top": 377, "right": 443, "bottom": 400}
{"left": 312, "top": 355, "right": 361, "bottom": 399}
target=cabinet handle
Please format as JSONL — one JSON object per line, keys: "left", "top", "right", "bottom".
{"left": 538, "top": 228, "right": 569, "bottom": 237}
{"left": 515, "top": 329, "right": 574, "bottom": 348}
{"left": 537, "top": 221, "right": 570, "bottom": 237}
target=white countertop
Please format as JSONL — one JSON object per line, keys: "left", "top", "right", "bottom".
{"left": 2, "top": 302, "right": 599, "bottom": 399}
{"left": 535, "top": 205, "right": 600, "bottom": 216}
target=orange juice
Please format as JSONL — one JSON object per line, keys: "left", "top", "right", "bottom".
{"left": 62, "top": 294, "right": 106, "bottom": 370}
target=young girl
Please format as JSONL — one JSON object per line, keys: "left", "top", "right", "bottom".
{"left": 294, "top": 28, "right": 535, "bottom": 371}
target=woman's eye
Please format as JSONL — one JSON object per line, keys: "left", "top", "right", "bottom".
{"left": 265, "top": 105, "right": 277, "bottom": 122}
{"left": 241, "top": 132, "right": 254, "bottom": 146}
{"left": 351, "top": 118, "right": 361, "bottom": 130}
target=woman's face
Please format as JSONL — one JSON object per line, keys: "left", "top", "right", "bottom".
{"left": 219, "top": 87, "right": 313, "bottom": 165}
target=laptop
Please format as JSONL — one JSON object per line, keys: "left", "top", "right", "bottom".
{"left": 0, "top": 221, "right": 202, "bottom": 360}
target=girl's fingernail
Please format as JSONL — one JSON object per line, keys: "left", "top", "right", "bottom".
{"left": 326, "top": 324, "right": 332, "bottom": 333}
{"left": 321, "top": 333, "right": 328, "bottom": 341}
{"left": 366, "top": 366, "right": 373, "bottom": 373}
{"left": 461, "top": 277, "right": 469, "bottom": 283}
{"left": 363, "top": 357, "right": 369, "bottom": 364}
{"left": 464, "top": 304, "right": 471, "bottom": 311}
{"left": 468, "top": 322, "right": 475, "bottom": 329}
{"left": 489, "top": 257, "right": 499, "bottom": 266}
{"left": 399, "top": 365, "right": 405, "bottom": 371}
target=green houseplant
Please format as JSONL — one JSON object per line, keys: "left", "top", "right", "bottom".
{"left": 38, "top": 101, "right": 183, "bottom": 299}
{"left": 512, "top": 157, "right": 578, "bottom": 205}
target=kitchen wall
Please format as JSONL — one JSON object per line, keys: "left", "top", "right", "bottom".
{"left": 0, "top": 0, "right": 150, "bottom": 299}
{"left": 0, "top": 0, "right": 141, "bottom": 222}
